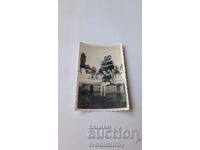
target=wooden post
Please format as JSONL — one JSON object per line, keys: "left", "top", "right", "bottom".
{"left": 116, "top": 85, "right": 121, "bottom": 95}
{"left": 90, "top": 85, "right": 94, "bottom": 95}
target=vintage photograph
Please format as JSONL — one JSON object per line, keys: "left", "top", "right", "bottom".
{"left": 75, "top": 42, "right": 130, "bottom": 111}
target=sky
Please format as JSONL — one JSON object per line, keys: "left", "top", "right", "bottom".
{"left": 79, "top": 42, "right": 124, "bottom": 70}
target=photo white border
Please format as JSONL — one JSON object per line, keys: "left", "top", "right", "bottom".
{"left": 75, "top": 42, "right": 130, "bottom": 111}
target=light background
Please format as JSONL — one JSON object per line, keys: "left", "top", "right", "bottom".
{"left": 1, "top": 0, "right": 200, "bottom": 150}
{"left": 79, "top": 43, "right": 124, "bottom": 71}
{"left": 59, "top": 0, "right": 142, "bottom": 150}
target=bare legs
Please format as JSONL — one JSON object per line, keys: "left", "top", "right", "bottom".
{"left": 101, "top": 82, "right": 110, "bottom": 96}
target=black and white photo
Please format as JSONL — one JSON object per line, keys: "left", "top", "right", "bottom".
{"left": 75, "top": 42, "right": 130, "bottom": 111}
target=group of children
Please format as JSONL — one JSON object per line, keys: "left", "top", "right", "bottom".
{"left": 79, "top": 66, "right": 123, "bottom": 97}
{"left": 79, "top": 54, "right": 123, "bottom": 96}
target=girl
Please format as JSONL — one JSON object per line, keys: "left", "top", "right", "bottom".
{"left": 101, "top": 69, "right": 113, "bottom": 96}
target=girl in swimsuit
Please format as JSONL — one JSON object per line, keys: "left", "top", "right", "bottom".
{"left": 101, "top": 69, "right": 113, "bottom": 96}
